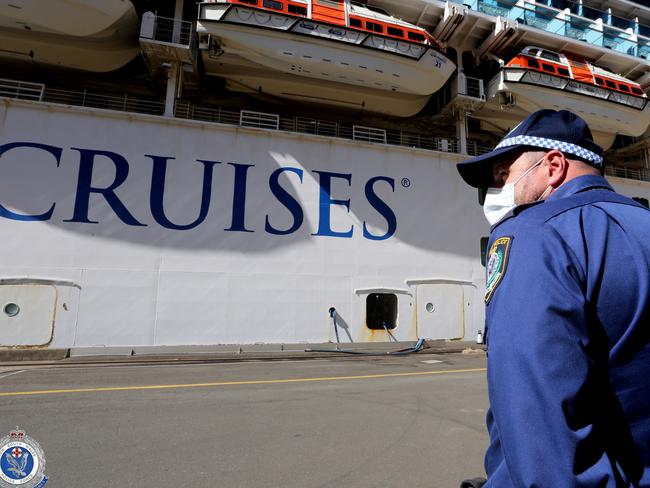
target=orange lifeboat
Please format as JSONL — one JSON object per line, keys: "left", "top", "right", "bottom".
{"left": 487, "top": 46, "right": 649, "bottom": 148}
{"left": 197, "top": 0, "right": 456, "bottom": 117}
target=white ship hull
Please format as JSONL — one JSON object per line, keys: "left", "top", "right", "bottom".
{"left": 0, "top": 99, "right": 488, "bottom": 348}
{"left": 1, "top": 99, "right": 649, "bottom": 349}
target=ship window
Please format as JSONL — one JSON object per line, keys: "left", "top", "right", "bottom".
{"left": 632, "top": 87, "right": 643, "bottom": 95}
{"left": 541, "top": 63, "right": 555, "bottom": 73}
{"left": 558, "top": 67, "right": 570, "bottom": 76}
{"left": 263, "top": 0, "right": 283, "bottom": 10}
{"left": 387, "top": 27, "right": 404, "bottom": 37}
{"left": 605, "top": 79, "right": 616, "bottom": 89}
{"left": 540, "top": 50, "right": 561, "bottom": 63}
{"left": 366, "top": 293, "right": 397, "bottom": 330}
{"left": 619, "top": 84, "right": 630, "bottom": 93}
{"left": 633, "top": 197, "right": 649, "bottom": 208}
{"left": 349, "top": 17, "right": 362, "bottom": 27}
{"left": 527, "top": 58, "right": 539, "bottom": 69}
{"left": 595, "top": 77, "right": 605, "bottom": 86}
{"left": 366, "top": 21, "right": 383, "bottom": 33}
{"left": 407, "top": 31, "right": 426, "bottom": 42}
{"left": 288, "top": 4, "right": 307, "bottom": 15}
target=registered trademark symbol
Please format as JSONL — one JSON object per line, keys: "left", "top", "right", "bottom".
{"left": 401, "top": 178, "right": 411, "bottom": 188}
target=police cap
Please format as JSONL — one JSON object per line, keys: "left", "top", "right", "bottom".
{"left": 456, "top": 109, "right": 604, "bottom": 188}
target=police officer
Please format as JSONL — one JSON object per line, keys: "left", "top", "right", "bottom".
{"left": 456, "top": 109, "right": 650, "bottom": 487}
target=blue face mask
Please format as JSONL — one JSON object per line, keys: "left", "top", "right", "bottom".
{"left": 483, "top": 157, "right": 547, "bottom": 226}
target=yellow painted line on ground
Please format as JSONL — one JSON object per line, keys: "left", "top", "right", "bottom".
{"left": 0, "top": 367, "right": 487, "bottom": 398}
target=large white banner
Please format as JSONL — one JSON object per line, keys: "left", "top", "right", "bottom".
{"left": 0, "top": 101, "right": 493, "bottom": 347}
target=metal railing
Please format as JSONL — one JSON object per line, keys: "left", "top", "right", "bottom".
{"left": 175, "top": 102, "right": 240, "bottom": 124}
{"left": 42, "top": 88, "right": 164, "bottom": 115}
{"left": 140, "top": 13, "right": 193, "bottom": 46}
{"left": 605, "top": 165, "right": 650, "bottom": 182}
{"left": 353, "top": 126, "right": 388, "bottom": 144}
{"left": 176, "top": 101, "right": 459, "bottom": 154}
{"left": 3, "top": 82, "right": 461, "bottom": 155}
{"left": 0, "top": 79, "right": 44, "bottom": 101}
{"left": 467, "top": 141, "right": 493, "bottom": 156}
{"left": 240, "top": 110, "right": 280, "bottom": 130}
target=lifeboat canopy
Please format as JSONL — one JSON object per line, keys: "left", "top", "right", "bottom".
{"left": 197, "top": 0, "right": 456, "bottom": 117}
{"left": 485, "top": 46, "right": 649, "bottom": 149}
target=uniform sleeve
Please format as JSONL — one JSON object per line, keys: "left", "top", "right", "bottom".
{"left": 484, "top": 224, "right": 628, "bottom": 487}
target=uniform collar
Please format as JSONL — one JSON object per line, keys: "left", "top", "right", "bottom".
{"left": 547, "top": 174, "right": 613, "bottom": 200}
{"left": 489, "top": 175, "right": 612, "bottom": 232}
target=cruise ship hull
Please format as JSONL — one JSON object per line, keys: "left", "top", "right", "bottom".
{"left": 1, "top": 99, "right": 649, "bottom": 349}
{"left": 0, "top": 99, "right": 487, "bottom": 348}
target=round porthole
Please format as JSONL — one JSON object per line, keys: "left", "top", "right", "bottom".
{"left": 425, "top": 302, "right": 435, "bottom": 313}
{"left": 3, "top": 303, "right": 20, "bottom": 317}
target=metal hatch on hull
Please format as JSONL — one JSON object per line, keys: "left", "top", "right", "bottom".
{"left": 197, "top": 0, "right": 456, "bottom": 117}
{"left": 483, "top": 47, "right": 650, "bottom": 149}
{"left": 0, "top": 0, "right": 140, "bottom": 72}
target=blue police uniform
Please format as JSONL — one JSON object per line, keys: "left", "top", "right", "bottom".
{"left": 483, "top": 174, "right": 650, "bottom": 487}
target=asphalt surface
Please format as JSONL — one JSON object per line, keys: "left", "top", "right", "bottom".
{"left": 0, "top": 352, "right": 489, "bottom": 488}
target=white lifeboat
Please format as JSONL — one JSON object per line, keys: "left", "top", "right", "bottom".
{"left": 0, "top": 0, "right": 139, "bottom": 72}
{"left": 197, "top": 0, "right": 456, "bottom": 117}
{"left": 486, "top": 46, "right": 650, "bottom": 149}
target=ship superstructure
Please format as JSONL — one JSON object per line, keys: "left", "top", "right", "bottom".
{"left": 0, "top": 0, "right": 649, "bottom": 351}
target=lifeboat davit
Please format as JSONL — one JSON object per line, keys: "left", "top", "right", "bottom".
{"left": 486, "top": 46, "right": 650, "bottom": 149}
{"left": 197, "top": 0, "right": 456, "bottom": 117}
{"left": 0, "top": 0, "right": 139, "bottom": 72}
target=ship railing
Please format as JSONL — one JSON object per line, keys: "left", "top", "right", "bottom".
{"left": 42, "top": 88, "right": 165, "bottom": 115}
{"left": 0, "top": 79, "right": 44, "bottom": 102}
{"left": 467, "top": 142, "right": 493, "bottom": 156}
{"left": 502, "top": 68, "right": 648, "bottom": 110}
{"left": 176, "top": 102, "right": 459, "bottom": 153}
{"left": 240, "top": 110, "right": 280, "bottom": 130}
{"left": 353, "top": 126, "right": 388, "bottom": 144}
{"left": 458, "top": 0, "right": 650, "bottom": 59}
{"left": 386, "top": 132, "right": 460, "bottom": 153}
{"left": 5, "top": 84, "right": 457, "bottom": 154}
{"left": 140, "top": 13, "right": 193, "bottom": 46}
{"left": 175, "top": 102, "right": 240, "bottom": 124}
{"left": 605, "top": 165, "right": 650, "bottom": 182}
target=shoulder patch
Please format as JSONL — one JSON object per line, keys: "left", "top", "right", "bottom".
{"left": 485, "top": 236, "right": 513, "bottom": 304}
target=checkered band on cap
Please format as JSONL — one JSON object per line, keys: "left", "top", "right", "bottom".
{"left": 495, "top": 135, "right": 603, "bottom": 166}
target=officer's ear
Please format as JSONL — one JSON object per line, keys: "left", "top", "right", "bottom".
{"left": 545, "top": 150, "right": 567, "bottom": 186}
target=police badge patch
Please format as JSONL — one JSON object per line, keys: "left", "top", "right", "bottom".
{"left": 485, "top": 236, "right": 513, "bottom": 304}
{"left": 0, "top": 428, "right": 47, "bottom": 488}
